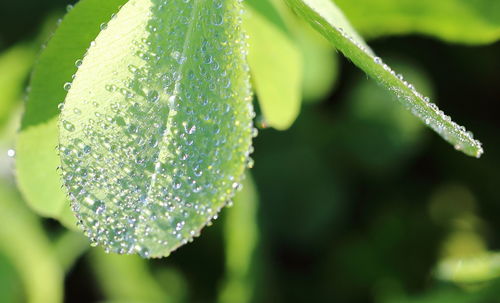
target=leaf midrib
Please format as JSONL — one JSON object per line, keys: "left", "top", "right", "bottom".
{"left": 143, "top": 0, "right": 202, "bottom": 206}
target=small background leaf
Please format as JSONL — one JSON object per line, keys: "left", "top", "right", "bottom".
{"left": 0, "top": 183, "right": 63, "bottom": 303}
{"left": 0, "top": 252, "right": 22, "bottom": 303}
{"left": 245, "top": 5, "right": 302, "bottom": 130}
{"left": 253, "top": 0, "right": 340, "bottom": 103}
{"left": 335, "top": 0, "right": 500, "bottom": 44}
{"left": 89, "top": 250, "right": 174, "bottom": 302}
{"left": 297, "top": 23, "right": 339, "bottom": 103}
{"left": 0, "top": 45, "right": 35, "bottom": 132}
{"left": 219, "top": 173, "right": 260, "bottom": 303}
{"left": 16, "top": 0, "right": 128, "bottom": 227}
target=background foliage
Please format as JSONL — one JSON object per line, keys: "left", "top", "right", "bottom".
{"left": 0, "top": 0, "right": 499, "bottom": 302}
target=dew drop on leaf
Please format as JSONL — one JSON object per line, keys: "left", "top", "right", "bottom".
{"left": 62, "top": 120, "right": 75, "bottom": 132}
{"left": 63, "top": 82, "right": 72, "bottom": 91}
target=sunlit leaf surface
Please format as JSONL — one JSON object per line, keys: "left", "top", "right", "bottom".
{"left": 59, "top": 0, "right": 254, "bottom": 258}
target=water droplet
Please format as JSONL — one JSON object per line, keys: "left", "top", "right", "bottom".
{"left": 246, "top": 157, "right": 254, "bottom": 168}
{"left": 83, "top": 145, "right": 92, "bottom": 154}
{"left": 62, "top": 120, "right": 76, "bottom": 132}
{"left": 105, "top": 84, "right": 117, "bottom": 92}
{"left": 168, "top": 95, "right": 177, "bottom": 107}
{"left": 7, "top": 149, "right": 16, "bottom": 158}
{"left": 147, "top": 90, "right": 159, "bottom": 103}
{"left": 212, "top": 15, "right": 223, "bottom": 26}
{"left": 64, "top": 82, "right": 72, "bottom": 91}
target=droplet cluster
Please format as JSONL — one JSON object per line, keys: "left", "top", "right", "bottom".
{"left": 59, "top": 0, "right": 254, "bottom": 258}
{"left": 336, "top": 26, "right": 483, "bottom": 158}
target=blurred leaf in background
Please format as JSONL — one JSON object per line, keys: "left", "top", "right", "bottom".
{"left": 219, "top": 174, "right": 260, "bottom": 303}
{"left": 89, "top": 251, "right": 176, "bottom": 303}
{"left": 246, "top": 1, "right": 303, "bottom": 130}
{"left": 16, "top": 0, "right": 127, "bottom": 228}
{"left": 0, "top": 45, "right": 35, "bottom": 132}
{"left": 0, "top": 183, "right": 63, "bottom": 303}
{"left": 266, "top": 0, "right": 340, "bottom": 103}
{"left": 0, "top": 253, "right": 22, "bottom": 303}
{"left": 296, "top": 24, "right": 339, "bottom": 103}
{"left": 335, "top": 0, "right": 500, "bottom": 44}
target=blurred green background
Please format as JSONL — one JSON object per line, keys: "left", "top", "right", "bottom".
{"left": 1, "top": 0, "right": 500, "bottom": 302}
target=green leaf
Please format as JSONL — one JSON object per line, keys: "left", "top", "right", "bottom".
{"left": 53, "top": 231, "right": 89, "bottom": 272}
{"left": 250, "top": 0, "right": 339, "bottom": 103}
{"left": 334, "top": 0, "right": 500, "bottom": 44}
{"left": 0, "top": 44, "right": 35, "bottom": 132}
{"left": 297, "top": 24, "right": 339, "bottom": 103}
{"left": 219, "top": 174, "right": 259, "bottom": 303}
{"left": 0, "top": 252, "right": 22, "bottom": 303}
{"left": 383, "top": 282, "right": 500, "bottom": 303}
{"left": 16, "top": 0, "right": 128, "bottom": 227}
{"left": 90, "top": 250, "right": 172, "bottom": 302}
{"left": 285, "top": 0, "right": 483, "bottom": 157}
{"left": 0, "top": 183, "right": 63, "bottom": 303}
{"left": 59, "top": 0, "right": 254, "bottom": 258}
{"left": 245, "top": 2, "right": 302, "bottom": 130}
{"left": 437, "top": 252, "right": 500, "bottom": 284}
